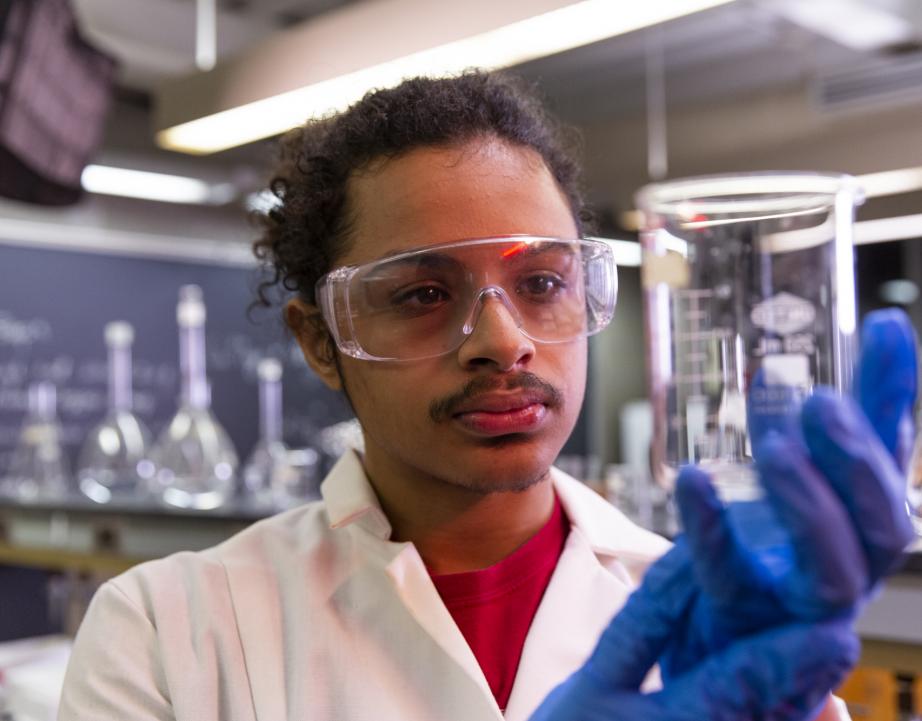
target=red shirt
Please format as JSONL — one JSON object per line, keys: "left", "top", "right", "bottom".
{"left": 429, "top": 496, "right": 570, "bottom": 711}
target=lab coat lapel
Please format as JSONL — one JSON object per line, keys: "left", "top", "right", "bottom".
{"left": 321, "top": 452, "right": 501, "bottom": 716}
{"left": 221, "top": 553, "right": 287, "bottom": 721}
{"left": 329, "top": 529, "right": 504, "bottom": 721}
{"left": 384, "top": 539, "right": 503, "bottom": 717}
{"left": 502, "top": 526, "right": 634, "bottom": 721}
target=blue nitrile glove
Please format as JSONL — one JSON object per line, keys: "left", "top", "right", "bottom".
{"left": 529, "top": 540, "right": 859, "bottom": 721}
{"left": 661, "top": 309, "right": 918, "bottom": 678}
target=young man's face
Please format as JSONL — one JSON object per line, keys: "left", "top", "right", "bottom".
{"left": 301, "top": 137, "right": 587, "bottom": 494}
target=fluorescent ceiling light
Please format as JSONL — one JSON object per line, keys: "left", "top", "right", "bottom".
{"left": 245, "top": 189, "right": 282, "bottom": 214}
{"left": 773, "top": 0, "right": 913, "bottom": 51}
{"left": 879, "top": 279, "right": 919, "bottom": 305}
{"left": 157, "top": 0, "right": 735, "bottom": 154}
{"left": 854, "top": 213, "right": 922, "bottom": 245}
{"left": 859, "top": 167, "right": 922, "bottom": 198}
{"left": 593, "top": 237, "right": 642, "bottom": 267}
{"left": 81, "top": 164, "right": 236, "bottom": 204}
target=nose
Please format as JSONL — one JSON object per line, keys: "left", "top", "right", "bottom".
{"left": 456, "top": 287, "right": 535, "bottom": 371}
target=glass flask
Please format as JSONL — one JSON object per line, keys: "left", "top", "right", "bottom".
{"left": 77, "top": 322, "right": 153, "bottom": 503}
{"left": 273, "top": 447, "right": 321, "bottom": 508}
{"left": 151, "top": 285, "right": 238, "bottom": 510}
{"left": 636, "top": 173, "right": 862, "bottom": 501}
{"left": 3, "top": 382, "right": 70, "bottom": 500}
{"left": 316, "top": 419, "right": 364, "bottom": 475}
{"left": 241, "top": 358, "right": 290, "bottom": 508}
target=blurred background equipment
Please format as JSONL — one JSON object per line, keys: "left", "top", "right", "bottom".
{"left": 241, "top": 357, "right": 290, "bottom": 509}
{"left": 0, "top": 0, "right": 116, "bottom": 205}
{"left": 150, "top": 285, "right": 238, "bottom": 510}
{"left": 1, "top": 382, "right": 69, "bottom": 501}
{"left": 76, "top": 321, "right": 152, "bottom": 504}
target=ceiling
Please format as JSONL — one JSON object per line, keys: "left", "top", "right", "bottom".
{"left": 73, "top": 0, "right": 922, "bottom": 111}
{"left": 58, "top": 0, "right": 922, "bottom": 232}
{"left": 72, "top": 0, "right": 357, "bottom": 91}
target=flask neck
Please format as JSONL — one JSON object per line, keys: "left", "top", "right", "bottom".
{"left": 259, "top": 375, "right": 282, "bottom": 443}
{"left": 108, "top": 341, "right": 133, "bottom": 412}
{"left": 179, "top": 322, "right": 209, "bottom": 410}
{"left": 27, "top": 382, "right": 57, "bottom": 422}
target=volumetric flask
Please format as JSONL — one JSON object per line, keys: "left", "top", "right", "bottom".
{"left": 78, "top": 322, "right": 153, "bottom": 503}
{"left": 636, "top": 172, "right": 862, "bottom": 501}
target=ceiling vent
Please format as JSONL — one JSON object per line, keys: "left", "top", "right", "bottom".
{"left": 816, "top": 52, "right": 922, "bottom": 112}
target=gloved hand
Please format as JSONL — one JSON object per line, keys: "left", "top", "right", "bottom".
{"left": 529, "top": 539, "right": 859, "bottom": 721}
{"left": 662, "top": 308, "right": 918, "bottom": 677}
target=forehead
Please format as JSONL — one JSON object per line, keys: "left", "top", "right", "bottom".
{"left": 340, "top": 138, "right": 578, "bottom": 266}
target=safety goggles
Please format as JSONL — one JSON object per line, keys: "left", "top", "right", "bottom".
{"left": 314, "top": 236, "right": 618, "bottom": 362}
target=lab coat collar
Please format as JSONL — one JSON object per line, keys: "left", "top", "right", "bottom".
{"left": 321, "top": 449, "right": 668, "bottom": 564}
{"left": 320, "top": 450, "right": 393, "bottom": 540}
{"left": 550, "top": 465, "right": 671, "bottom": 563}
{"left": 317, "top": 450, "right": 669, "bottom": 721}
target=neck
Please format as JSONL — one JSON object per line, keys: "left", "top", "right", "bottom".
{"left": 361, "top": 449, "right": 555, "bottom": 575}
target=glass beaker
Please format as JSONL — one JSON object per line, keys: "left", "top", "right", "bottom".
{"left": 77, "top": 321, "right": 153, "bottom": 503}
{"left": 636, "top": 172, "right": 862, "bottom": 501}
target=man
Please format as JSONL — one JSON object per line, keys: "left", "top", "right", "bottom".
{"left": 58, "top": 72, "right": 915, "bottom": 721}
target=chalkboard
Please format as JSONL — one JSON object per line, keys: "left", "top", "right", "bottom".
{"left": 0, "top": 240, "right": 353, "bottom": 478}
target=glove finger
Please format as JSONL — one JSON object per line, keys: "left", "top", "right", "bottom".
{"left": 581, "top": 541, "right": 697, "bottom": 692}
{"left": 655, "top": 619, "right": 859, "bottom": 721}
{"left": 802, "top": 390, "right": 915, "bottom": 581}
{"left": 675, "top": 466, "right": 767, "bottom": 606}
{"left": 757, "top": 431, "right": 867, "bottom": 616}
{"left": 529, "top": 671, "right": 676, "bottom": 721}
{"left": 857, "top": 309, "right": 918, "bottom": 472}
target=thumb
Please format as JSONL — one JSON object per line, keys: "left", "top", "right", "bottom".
{"left": 580, "top": 540, "right": 697, "bottom": 693}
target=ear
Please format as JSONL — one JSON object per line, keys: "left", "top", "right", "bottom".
{"left": 286, "top": 298, "right": 343, "bottom": 391}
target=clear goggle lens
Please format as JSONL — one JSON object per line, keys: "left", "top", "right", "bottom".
{"left": 316, "top": 236, "right": 617, "bottom": 362}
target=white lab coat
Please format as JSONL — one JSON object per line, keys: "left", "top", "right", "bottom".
{"left": 55, "top": 451, "right": 670, "bottom": 721}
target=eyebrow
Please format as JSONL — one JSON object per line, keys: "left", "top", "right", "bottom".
{"left": 361, "top": 251, "right": 464, "bottom": 279}
{"left": 503, "top": 242, "right": 579, "bottom": 264}
{"left": 364, "top": 241, "right": 578, "bottom": 277}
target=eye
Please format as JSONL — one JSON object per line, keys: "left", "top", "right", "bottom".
{"left": 390, "top": 284, "right": 451, "bottom": 313}
{"left": 517, "top": 273, "right": 566, "bottom": 301}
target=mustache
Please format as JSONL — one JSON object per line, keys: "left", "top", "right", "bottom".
{"left": 429, "top": 372, "right": 563, "bottom": 422}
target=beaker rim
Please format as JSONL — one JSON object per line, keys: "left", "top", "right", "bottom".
{"left": 634, "top": 171, "right": 864, "bottom": 213}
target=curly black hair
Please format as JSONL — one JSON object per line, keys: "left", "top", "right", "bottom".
{"left": 251, "top": 70, "right": 592, "bottom": 311}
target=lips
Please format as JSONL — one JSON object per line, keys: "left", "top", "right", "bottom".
{"left": 451, "top": 392, "right": 551, "bottom": 436}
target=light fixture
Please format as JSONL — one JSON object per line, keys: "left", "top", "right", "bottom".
{"left": 156, "top": 0, "right": 736, "bottom": 154}
{"left": 879, "top": 279, "right": 920, "bottom": 306}
{"left": 81, "top": 164, "right": 236, "bottom": 205}
{"left": 771, "top": 0, "right": 913, "bottom": 52}
{"left": 593, "top": 237, "right": 642, "bottom": 267}
{"left": 245, "top": 189, "right": 282, "bottom": 214}
{"left": 859, "top": 167, "right": 922, "bottom": 198}
{"left": 854, "top": 213, "right": 922, "bottom": 245}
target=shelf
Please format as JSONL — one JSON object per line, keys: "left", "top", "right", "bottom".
{"left": 0, "top": 542, "right": 143, "bottom": 576}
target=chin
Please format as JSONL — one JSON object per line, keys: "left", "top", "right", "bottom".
{"left": 442, "top": 435, "right": 558, "bottom": 494}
